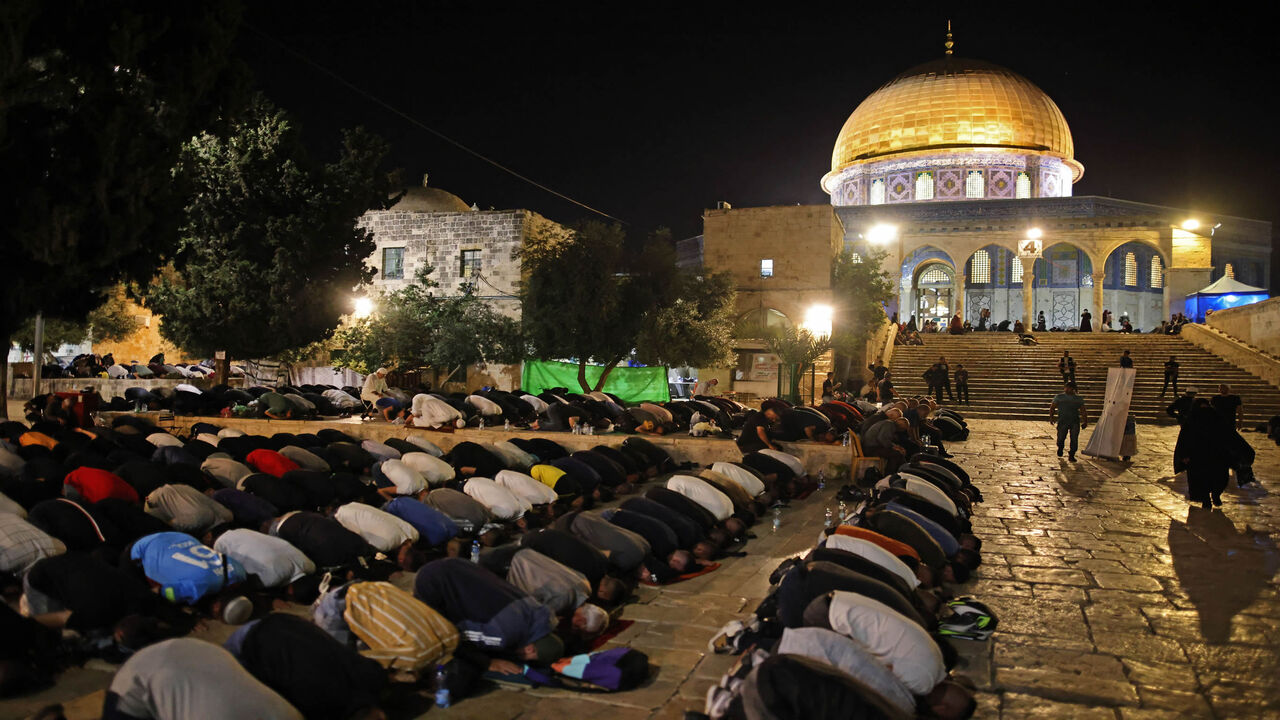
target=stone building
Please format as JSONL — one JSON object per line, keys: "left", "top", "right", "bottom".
{"left": 361, "top": 176, "right": 568, "bottom": 319}
{"left": 696, "top": 46, "right": 1271, "bottom": 350}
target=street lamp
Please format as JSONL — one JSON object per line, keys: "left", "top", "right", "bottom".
{"left": 866, "top": 224, "right": 898, "bottom": 245}
{"left": 1025, "top": 227, "right": 1043, "bottom": 239}
{"left": 353, "top": 296, "right": 374, "bottom": 319}
{"left": 803, "top": 303, "right": 833, "bottom": 339}
{"left": 1181, "top": 218, "right": 1200, "bottom": 231}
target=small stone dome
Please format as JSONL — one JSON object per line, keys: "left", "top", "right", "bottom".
{"left": 390, "top": 174, "right": 472, "bottom": 213}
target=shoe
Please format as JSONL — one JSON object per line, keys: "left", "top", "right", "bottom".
{"left": 1212, "top": 493, "right": 1222, "bottom": 507}
{"left": 1057, "top": 448, "right": 1063, "bottom": 457}
{"left": 1068, "top": 454, "right": 1077, "bottom": 462}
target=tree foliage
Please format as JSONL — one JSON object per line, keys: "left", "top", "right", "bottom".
{"left": 333, "top": 269, "right": 525, "bottom": 376}
{"left": 143, "top": 99, "right": 391, "bottom": 363}
{"left": 830, "top": 248, "right": 895, "bottom": 379}
{"left": 765, "top": 324, "right": 832, "bottom": 403}
{"left": 521, "top": 222, "right": 737, "bottom": 392}
{"left": 12, "top": 292, "right": 142, "bottom": 351}
{"left": 0, "top": 0, "right": 242, "bottom": 415}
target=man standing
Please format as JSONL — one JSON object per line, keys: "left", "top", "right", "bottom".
{"left": 1049, "top": 382, "right": 1088, "bottom": 462}
{"left": 360, "top": 368, "right": 389, "bottom": 420}
{"left": 954, "top": 364, "right": 970, "bottom": 406}
{"left": 1160, "top": 356, "right": 1180, "bottom": 397}
{"left": 821, "top": 373, "right": 840, "bottom": 402}
{"left": 1079, "top": 309, "right": 1093, "bottom": 332}
{"left": 1167, "top": 388, "right": 1198, "bottom": 426}
{"left": 1057, "top": 351, "right": 1076, "bottom": 385}
{"left": 877, "top": 371, "right": 898, "bottom": 404}
{"left": 1119, "top": 350, "right": 1134, "bottom": 368}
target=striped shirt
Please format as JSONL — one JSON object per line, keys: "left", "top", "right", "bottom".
{"left": 344, "top": 582, "right": 458, "bottom": 672}
{"left": 0, "top": 512, "right": 66, "bottom": 575}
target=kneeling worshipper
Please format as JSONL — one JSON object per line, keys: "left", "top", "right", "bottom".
{"left": 210, "top": 528, "right": 319, "bottom": 603}
{"left": 127, "top": 532, "right": 254, "bottom": 625}
{"left": 332, "top": 501, "right": 426, "bottom": 571}
{"left": 102, "top": 638, "right": 302, "bottom": 720}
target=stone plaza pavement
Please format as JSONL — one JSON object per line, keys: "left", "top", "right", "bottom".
{"left": 3, "top": 418, "right": 1278, "bottom": 720}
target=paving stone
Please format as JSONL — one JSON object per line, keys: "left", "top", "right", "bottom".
{"left": 1000, "top": 691, "right": 1122, "bottom": 719}
{"left": 1092, "top": 573, "right": 1166, "bottom": 593}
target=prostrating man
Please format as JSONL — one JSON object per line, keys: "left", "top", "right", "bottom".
{"left": 268, "top": 511, "right": 379, "bottom": 574}
{"left": 774, "top": 407, "right": 837, "bottom": 443}
{"left": 127, "top": 532, "right": 252, "bottom": 624}
{"left": 210, "top": 528, "right": 318, "bottom": 600}
{"left": 413, "top": 557, "right": 563, "bottom": 667}
{"left": 143, "top": 484, "right": 232, "bottom": 535}
{"left": 102, "top": 638, "right": 302, "bottom": 720}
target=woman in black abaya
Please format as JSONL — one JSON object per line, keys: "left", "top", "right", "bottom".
{"left": 1174, "top": 400, "right": 1231, "bottom": 508}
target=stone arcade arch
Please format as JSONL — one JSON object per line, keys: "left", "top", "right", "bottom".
{"left": 1102, "top": 241, "right": 1169, "bottom": 331}
{"left": 1031, "top": 242, "right": 1093, "bottom": 330}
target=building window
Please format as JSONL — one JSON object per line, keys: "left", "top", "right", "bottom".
{"left": 760, "top": 258, "right": 774, "bottom": 278}
{"left": 969, "top": 250, "right": 991, "bottom": 283}
{"left": 1081, "top": 274, "right": 1093, "bottom": 287}
{"left": 915, "top": 172, "right": 934, "bottom": 200}
{"left": 1016, "top": 172, "right": 1032, "bottom": 199}
{"left": 1150, "top": 256, "right": 1164, "bottom": 289}
{"left": 1124, "top": 252, "right": 1138, "bottom": 286}
{"left": 870, "top": 179, "right": 886, "bottom": 205}
{"left": 920, "top": 265, "right": 950, "bottom": 284}
{"left": 1011, "top": 256, "right": 1024, "bottom": 279}
{"left": 382, "top": 247, "right": 405, "bottom": 279}
{"left": 965, "top": 171, "right": 984, "bottom": 199}
{"left": 460, "top": 249, "right": 482, "bottom": 278}
{"left": 850, "top": 252, "right": 862, "bottom": 264}
{"left": 1224, "top": 262, "right": 1235, "bottom": 279}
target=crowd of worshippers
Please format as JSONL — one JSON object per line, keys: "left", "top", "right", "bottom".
{"left": 0, "top": 411, "right": 826, "bottom": 716}
{"left": 734, "top": 390, "right": 969, "bottom": 472}
{"left": 37, "top": 353, "right": 216, "bottom": 381}
{"left": 699, "top": 443, "right": 991, "bottom": 720}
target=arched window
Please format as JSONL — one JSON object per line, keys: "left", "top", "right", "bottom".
{"left": 1124, "top": 252, "right": 1138, "bottom": 287}
{"left": 1150, "top": 255, "right": 1164, "bottom": 289}
{"left": 915, "top": 172, "right": 934, "bottom": 201}
{"left": 1010, "top": 255, "right": 1024, "bottom": 279}
{"left": 1225, "top": 263, "right": 1235, "bottom": 279}
{"left": 919, "top": 264, "right": 951, "bottom": 284}
{"left": 1015, "top": 172, "right": 1032, "bottom": 199}
{"left": 969, "top": 250, "right": 991, "bottom": 283}
{"left": 965, "top": 171, "right": 984, "bottom": 199}
{"left": 850, "top": 252, "right": 862, "bottom": 264}
{"left": 870, "top": 179, "right": 886, "bottom": 205}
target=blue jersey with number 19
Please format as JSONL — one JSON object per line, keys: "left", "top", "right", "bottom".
{"left": 130, "top": 532, "right": 247, "bottom": 604}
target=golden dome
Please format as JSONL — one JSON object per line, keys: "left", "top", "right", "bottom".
{"left": 830, "top": 56, "right": 1082, "bottom": 180}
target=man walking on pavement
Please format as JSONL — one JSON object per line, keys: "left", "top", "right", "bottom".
{"left": 1049, "top": 382, "right": 1088, "bottom": 462}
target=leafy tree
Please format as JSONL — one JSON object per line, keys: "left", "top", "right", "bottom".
{"left": 333, "top": 268, "right": 525, "bottom": 381}
{"left": 143, "top": 100, "right": 392, "bottom": 376}
{"left": 830, "top": 248, "right": 895, "bottom": 381}
{"left": 521, "top": 222, "right": 736, "bottom": 393}
{"left": 0, "top": 0, "right": 242, "bottom": 416}
{"left": 13, "top": 292, "right": 141, "bottom": 351}
{"left": 765, "top": 325, "right": 832, "bottom": 404}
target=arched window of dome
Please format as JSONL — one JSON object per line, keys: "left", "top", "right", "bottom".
{"left": 969, "top": 250, "right": 991, "bottom": 283}
{"left": 1010, "top": 255, "right": 1024, "bottom": 279}
{"left": 1016, "top": 172, "right": 1032, "bottom": 199}
{"left": 965, "top": 171, "right": 984, "bottom": 199}
{"left": 915, "top": 172, "right": 934, "bottom": 201}
{"left": 1150, "top": 256, "right": 1164, "bottom": 289}
{"left": 1224, "top": 263, "right": 1235, "bottom": 279}
{"left": 1124, "top": 252, "right": 1138, "bottom": 287}
{"left": 870, "top": 179, "right": 886, "bottom": 205}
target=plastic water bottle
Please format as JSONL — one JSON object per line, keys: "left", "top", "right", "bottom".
{"left": 838, "top": 500, "right": 847, "bottom": 520}
{"left": 824, "top": 507, "right": 834, "bottom": 529}
{"left": 470, "top": 540, "right": 481, "bottom": 564}
{"left": 434, "top": 664, "right": 451, "bottom": 707}
{"left": 478, "top": 417, "right": 485, "bottom": 430}
{"left": 772, "top": 507, "right": 782, "bottom": 533}
{"left": 571, "top": 423, "right": 580, "bottom": 435}
{"left": 842, "top": 432, "right": 851, "bottom": 447}
{"left": 817, "top": 469, "right": 826, "bottom": 490}
{"left": 504, "top": 419, "right": 511, "bottom": 432}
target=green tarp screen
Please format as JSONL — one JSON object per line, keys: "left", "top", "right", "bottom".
{"left": 521, "top": 360, "right": 670, "bottom": 404}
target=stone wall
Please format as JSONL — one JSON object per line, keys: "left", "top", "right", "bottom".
{"left": 141, "top": 415, "right": 855, "bottom": 476}
{"left": 1205, "top": 297, "right": 1280, "bottom": 359}
{"left": 1180, "top": 323, "right": 1280, "bottom": 389}
{"left": 10, "top": 377, "right": 211, "bottom": 401}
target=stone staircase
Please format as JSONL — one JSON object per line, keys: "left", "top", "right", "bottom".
{"left": 888, "top": 332, "right": 1280, "bottom": 425}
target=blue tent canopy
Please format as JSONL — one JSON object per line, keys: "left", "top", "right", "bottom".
{"left": 1184, "top": 276, "right": 1269, "bottom": 321}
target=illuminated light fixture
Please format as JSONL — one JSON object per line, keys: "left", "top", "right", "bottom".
{"left": 1223, "top": 295, "right": 1238, "bottom": 302}
{"left": 353, "top": 297, "right": 375, "bottom": 319}
{"left": 1025, "top": 227, "right": 1043, "bottom": 239}
{"left": 1181, "top": 219, "right": 1200, "bottom": 231}
{"left": 802, "top": 304, "right": 834, "bottom": 339}
{"left": 866, "top": 224, "right": 898, "bottom": 245}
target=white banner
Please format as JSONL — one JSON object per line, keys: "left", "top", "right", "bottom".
{"left": 1083, "top": 367, "right": 1136, "bottom": 459}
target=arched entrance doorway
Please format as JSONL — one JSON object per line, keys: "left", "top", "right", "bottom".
{"left": 914, "top": 262, "right": 955, "bottom": 324}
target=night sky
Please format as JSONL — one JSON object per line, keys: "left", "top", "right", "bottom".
{"left": 241, "top": 2, "right": 1278, "bottom": 266}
